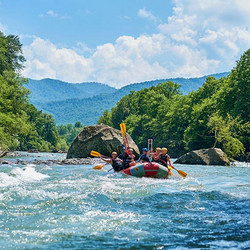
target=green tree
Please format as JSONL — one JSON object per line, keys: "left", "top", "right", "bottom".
{"left": 57, "top": 122, "right": 84, "bottom": 146}
{"left": 0, "top": 31, "right": 67, "bottom": 152}
{"left": 208, "top": 113, "right": 244, "bottom": 158}
{"left": 0, "top": 32, "right": 25, "bottom": 74}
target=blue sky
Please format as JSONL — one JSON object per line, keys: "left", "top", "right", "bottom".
{"left": 0, "top": 0, "right": 249, "bottom": 87}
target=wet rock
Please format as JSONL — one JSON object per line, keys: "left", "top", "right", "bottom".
{"left": 16, "top": 160, "right": 29, "bottom": 165}
{"left": 174, "top": 148, "right": 230, "bottom": 166}
{"left": 6, "top": 151, "right": 28, "bottom": 157}
{"left": 1, "top": 161, "right": 9, "bottom": 164}
{"left": 66, "top": 124, "right": 140, "bottom": 159}
{"left": 0, "top": 151, "right": 8, "bottom": 158}
{"left": 15, "top": 158, "right": 92, "bottom": 166}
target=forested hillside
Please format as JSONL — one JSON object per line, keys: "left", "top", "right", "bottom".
{"left": 27, "top": 78, "right": 116, "bottom": 104}
{"left": 99, "top": 50, "right": 250, "bottom": 159}
{"left": 34, "top": 72, "right": 229, "bottom": 125}
{"left": 0, "top": 32, "right": 67, "bottom": 151}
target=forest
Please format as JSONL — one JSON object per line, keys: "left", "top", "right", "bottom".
{"left": 0, "top": 31, "right": 69, "bottom": 151}
{"left": 99, "top": 49, "right": 250, "bottom": 159}
{"left": 30, "top": 73, "right": 228, "bottom": 125}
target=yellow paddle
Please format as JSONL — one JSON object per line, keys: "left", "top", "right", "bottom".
{"left": 93, "top": 164, "right": 105, "bottom": 170}
{"left": 158, "top": 158, "right": 187, "bottom": 178}
{"left": 90, "top": 151, "right": 111, "bottom": 169}
{"left": 90, "top": 150, "right": 101, "bottom": 157}
{"left": 120, "top": 123, "right": 126, "bottom": 137}
{"left": 120, "top": 123, "right": 133, "bottom": 155}
{"left": 171, "top": 166, "right": 187, "bottom": 178}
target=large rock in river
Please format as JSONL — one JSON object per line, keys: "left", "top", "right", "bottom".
{"left": 174, "top": 148, "right": 230, "bottom": 166}
{"left": 66, "top": 124, "right": 140, "bottom": 159}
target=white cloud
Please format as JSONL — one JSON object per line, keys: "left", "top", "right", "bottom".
{"left": 23, "top": 37, "right": 92, "bottom": 82}
{"left": 138, "top": 8, "right": 158, "bottom": 23}
{"left": 23, "top": 0, "right": 250, "bottom": 88}
{"left": 39, "top": 9, "right": 70, "bottom": 19}
{"left": 73, "top": 42, "right": 93, "bottom": 55}
{"left": 90, "top": 35, "right": 168, "bottom": 85}
{"left": 175, "top": 0, "right": 250, "bottom": 28}
{"left": 47, "top": 10, "right": 58, "bottom": 17}
{"left": 23, "top": 35, "right": 168, "bottom": 87}
{"left": 157, "top": 0, "right": 250, "bottom": 71}
{"left": 0, "top": 22, "right": 7, "bottom": 33}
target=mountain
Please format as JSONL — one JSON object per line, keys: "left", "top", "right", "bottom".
{"left": 29, "top": 72, "right": 229, "bottom": 125}
{"left": 119, "top": 72, "right": 229, "bottom": 95}
{"left": 26, "top": 78, "right": 116, "bottom": 104}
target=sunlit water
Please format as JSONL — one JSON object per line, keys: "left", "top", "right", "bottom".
{"left": 0, "top": 152, "right": 249, "bottom": 249}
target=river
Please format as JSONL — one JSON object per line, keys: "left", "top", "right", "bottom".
{"left": 0, "top": 152, "right": 249, "bottom": 249}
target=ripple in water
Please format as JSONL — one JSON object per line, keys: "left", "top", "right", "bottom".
{"left": 0, "top": 155, "right": 249, "bottom": 249}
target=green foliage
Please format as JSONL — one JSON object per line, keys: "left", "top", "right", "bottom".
{"left": 98, "top": 110, "right": 112, "bottom": 126}
{"left": 207, "top": 113, "right": 244, "bottom": 158}
{"left": 32, "top": 73, "right": 229, "bottom": 125}
{"left": 0, "top": 31, "right": 25, "bottom": 74}
{"left": 27, "top": 78, "right": 116, "bottom": 104}
{"left": 57, "top": 122, "right": 84, "bottom": 146}
{"left": 98, "top": 50, "right": 249, "bottom": 159}
{"left": 0, "top": 32, "right": 67, "bottom": 152}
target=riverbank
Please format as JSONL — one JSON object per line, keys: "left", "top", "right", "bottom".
{"left": 0, "top": 151, "right": 104, "bottom": 166}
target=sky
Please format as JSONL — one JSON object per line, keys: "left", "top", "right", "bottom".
{"left": 0, "top": 0, "right": 249, "bottom": 88}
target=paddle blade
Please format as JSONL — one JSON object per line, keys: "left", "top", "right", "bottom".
{"left": 90, "top": 150, "right": 101, "bottom": 157}
{"left": 120, "top": 123, "right": 126, "bottom": 137}
{"left": 93, "top": 164, "right": 105, "bottom": 170}
{"left": 177, "top": 169, "right": 187, "bottom": 178}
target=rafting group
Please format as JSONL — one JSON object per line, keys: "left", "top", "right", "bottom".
{"left": 91, "top": 123, "right": 187, "bottom": 179}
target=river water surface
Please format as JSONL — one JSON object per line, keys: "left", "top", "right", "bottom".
{"left": 0, "top": 152, "right": 249, "bottom": 249}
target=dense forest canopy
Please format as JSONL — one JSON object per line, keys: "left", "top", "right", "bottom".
{"left": 0, "top": 31, "right": 67, "bottom": 151}
{"left": 28, "top": 73, "right": 229, "bottom": 125}
{"left": 99, "top": 49, "right": 250, "bottom": 159}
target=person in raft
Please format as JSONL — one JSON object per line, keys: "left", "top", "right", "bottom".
{"left": 118, "top": 145, "right": 125, "bottom": 160}
{"left": 151, "top": 147, "right": 162, "bottom": 162}
{"left": 100, "top": 152, "right": 123, "bottom": 172}
{"left": 122, "top": 147, "right": 136, "bottom": 169}
{"left": 137, "top": 148, "right": 150, "bottom": 162}
{"left": 159, "top": 148, "right": 172, "bottom": 167}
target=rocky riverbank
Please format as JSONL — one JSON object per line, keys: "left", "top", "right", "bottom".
{"left": 15, "top": 158, "right": 93, "bottom": 166}
{"left": 0, "top": 151, "right": 105, "bottom": 166}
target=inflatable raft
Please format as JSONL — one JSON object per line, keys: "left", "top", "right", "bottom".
{"left": 122, "top": 162, "right": 169, "bottom": 179}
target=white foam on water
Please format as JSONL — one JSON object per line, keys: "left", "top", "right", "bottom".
{"left": 10, "top": 164, "right": 49, "bottom": 183}
{"left": 61, "top": 209, "right": 143, "bottom": 233}
{"left": 0, "top": 172, "right": 21, "bottom": 187}
{"left": 0, "top": 164, "right": 49, "bottom": 187}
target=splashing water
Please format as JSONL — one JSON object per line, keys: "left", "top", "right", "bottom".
{"left": 0, "top": 153, "right": 249, "bottom": 249}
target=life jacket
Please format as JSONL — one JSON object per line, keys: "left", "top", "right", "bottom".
{"left": 152, "top": 153, "right": 161, "bottom": 163}
{"left": 112, "top": 158, "right": 123, "bottom": 172}
{"left": 159, "top": 154, "right": 169, "bottom": 166}
{"left": 122, "top": 153, "right": 132, "bottom": 169}
{"left": 139, "top": 154, "right": 150, "bottom": 162}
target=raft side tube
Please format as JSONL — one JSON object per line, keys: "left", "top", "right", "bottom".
{"left": 122, "top": 162, "right": 169, "bottom": 178}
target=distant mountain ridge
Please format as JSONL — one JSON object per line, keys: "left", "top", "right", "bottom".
{"left": 28, "top": 72, "right": 229, "bottom": 124}
{"left": 119, "top": 72, "right": 229, "bottom": 95}
{"left": 27, "top": 78, "right": 116, "bottom": 104}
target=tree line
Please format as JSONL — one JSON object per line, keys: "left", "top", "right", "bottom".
{"left": 98, "top": 49, "right": 249, "bottom": 159}
{"left": 0, "top": 31, "right": 84, "bottom": 152}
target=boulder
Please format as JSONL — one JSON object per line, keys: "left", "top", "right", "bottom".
{"left": 174, "top": 148, "right": 230, "bottom": 166}
{"left": 66, "top": 124, "right": 140, "bottom": 159}
{"left": 0, "top": 151, "right": 8, "bottom": 158}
